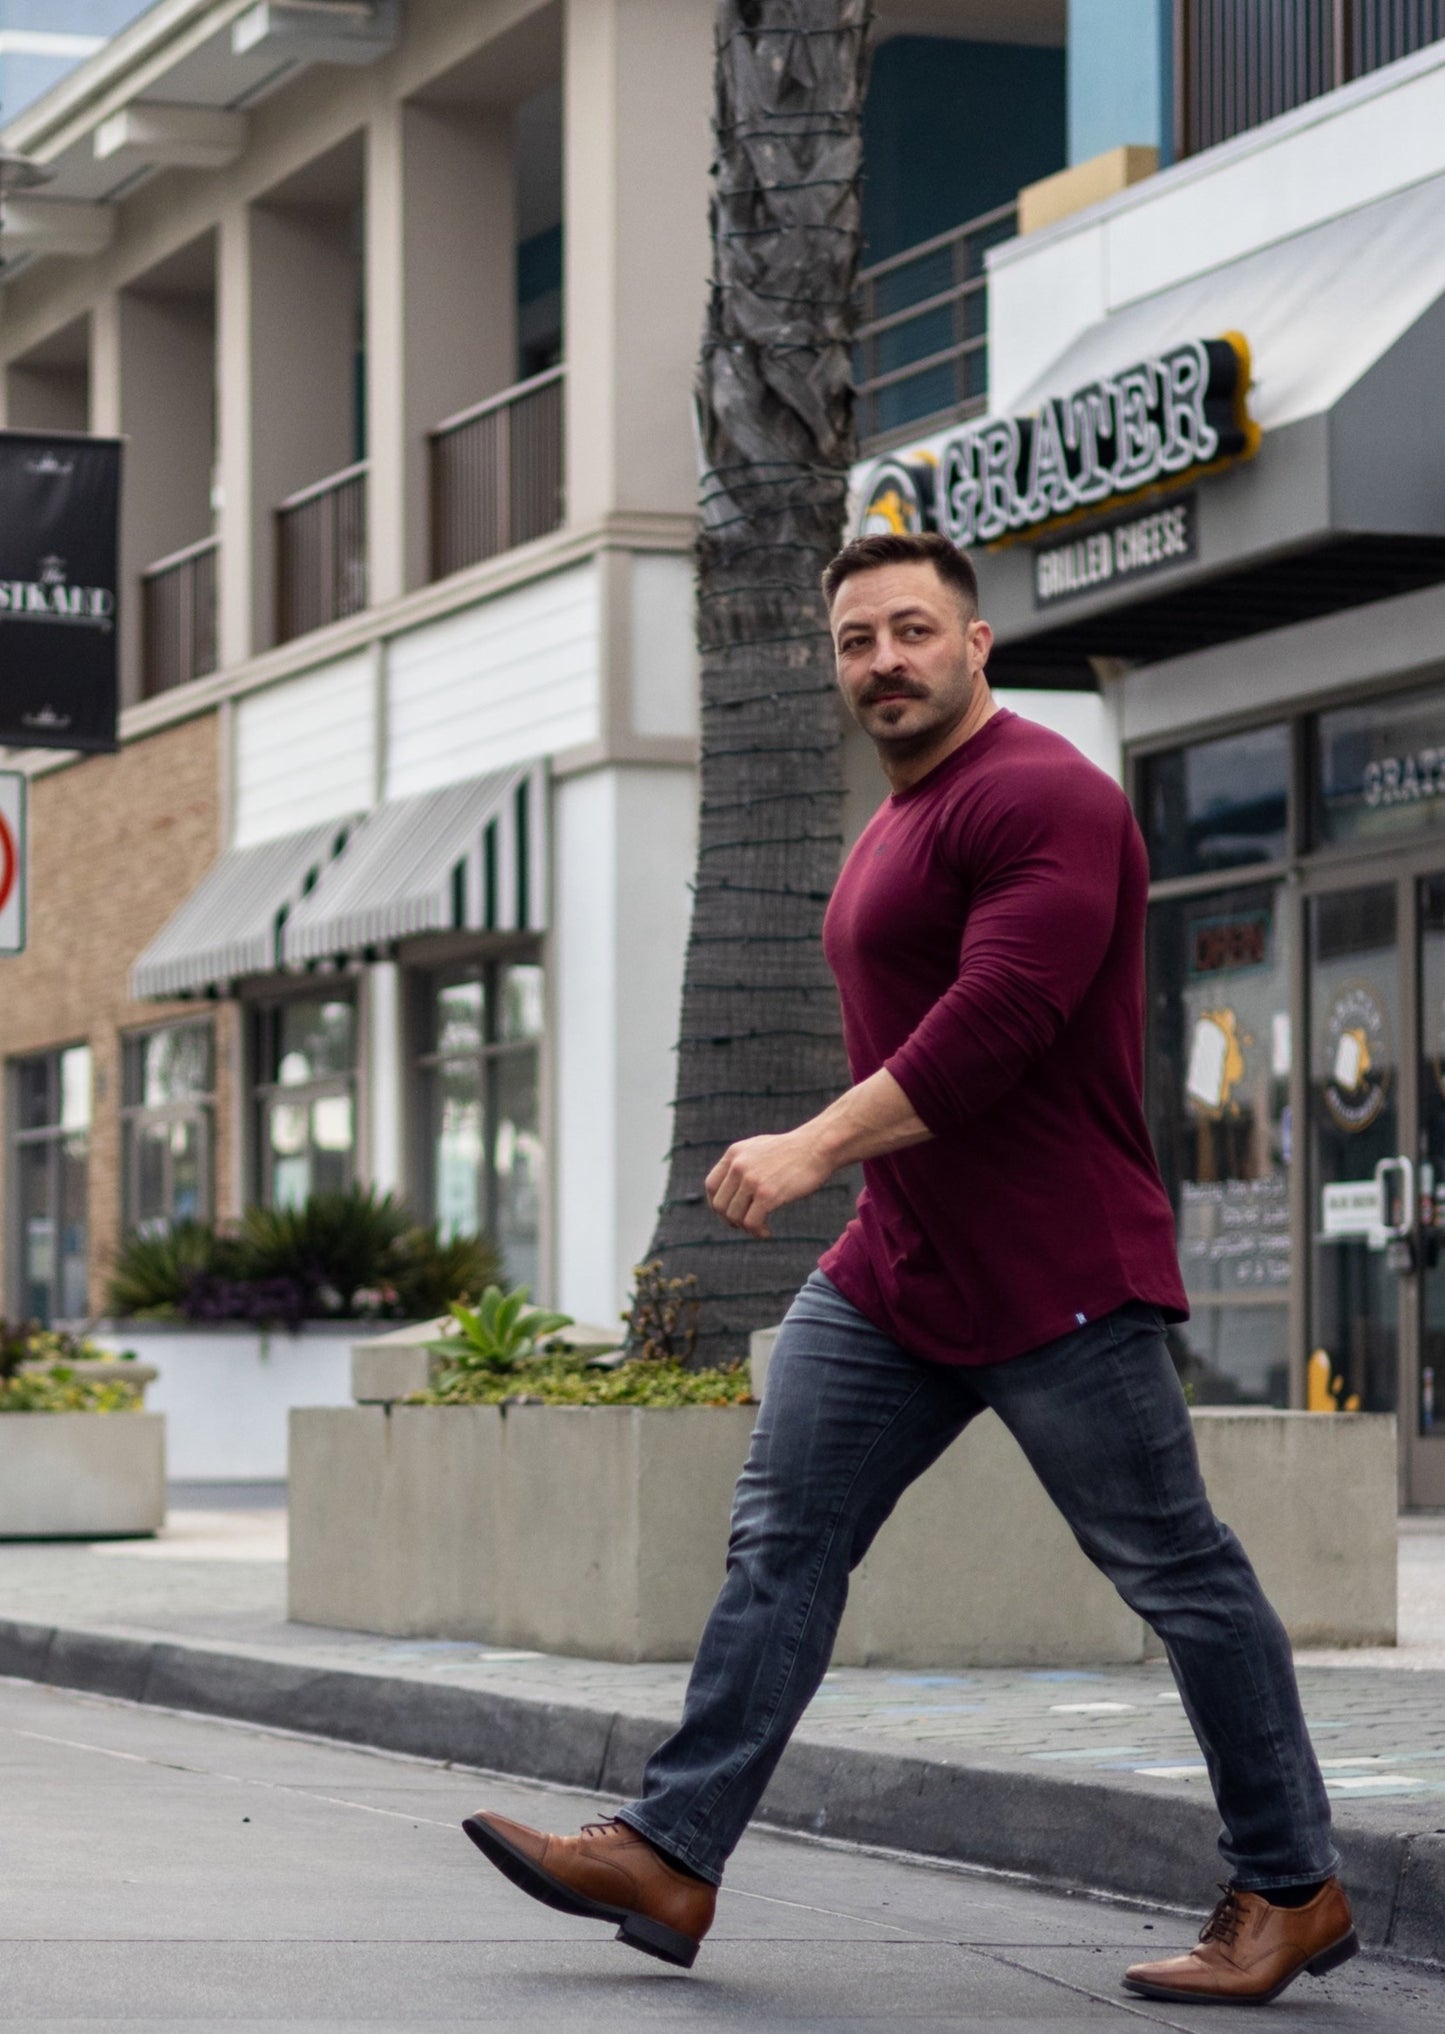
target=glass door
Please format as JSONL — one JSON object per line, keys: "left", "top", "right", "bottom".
{"left": 1308, "top": 870, "right": 1445, "bottom": 1506}
{"left": 1411, "top": 878, "right": 1445, "bottom": 1505}
{"left": 1308, "top": 884, "right": 1401, "bottom": 1426}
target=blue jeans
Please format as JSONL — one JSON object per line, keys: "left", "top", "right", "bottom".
{"left": 620, "top": 1272, "right": 1337, "bottom": 1891}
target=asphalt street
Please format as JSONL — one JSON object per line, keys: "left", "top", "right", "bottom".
{"left": 3, "top": 1678, "right": 1443, "bottom": 2033}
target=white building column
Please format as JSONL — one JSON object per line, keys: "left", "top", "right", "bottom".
{"left": 552, "top": 762, "right": 697, "bottom": 1327}
{"left": 365, "top": 960, "right": 405, "bottom": 1196}
{"left": 563, "top": 0, "right": 712, "bottom": 527}
{"left": 215, "top": 205, "right": 255, "bottom": 670}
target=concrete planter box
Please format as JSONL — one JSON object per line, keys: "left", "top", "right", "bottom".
{"left": 288, "top": 1373, "right": 1397, "bottom": 1664}
{"left": 290, "top": 1403, "right": 755, "bottom": 1658}
{"left": 97, "top": 1321, "right": 385, "bottom": 1482}
{"left": 0, "top": 1412, "right": 165, "bottom": 1538}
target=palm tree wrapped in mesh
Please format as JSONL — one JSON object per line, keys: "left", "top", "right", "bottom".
{"left": 641, "top": 0, "right": 873, "bottom": 1367}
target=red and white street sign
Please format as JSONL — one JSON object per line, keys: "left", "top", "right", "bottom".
{"left": 0, "top": 771, "right": 27, "bottom": 956}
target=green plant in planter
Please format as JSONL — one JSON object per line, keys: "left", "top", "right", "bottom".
{"left": 106, "top": 1186, "right": 500, "bottom": 1324}
{"left": 242, "top": 1188, "right": 412, "bottom": 1314}
{"left": 417, "top": 1348, "right": 754, "bottom": 1408}
{"left": 0, "top": 1319, "right": 143, "bottom": 1413}
{"left": 426, "top": 1285, "right": 575, "bottom": 1384}
{"left": 383, "top": 1225, "right": 501, "bottom": 1321}
{"left": 105, "top": 1220, "right": 244, "bottom": 1319}
{"left": 624, "top": 1259, "right": 700, "bottom": 1363}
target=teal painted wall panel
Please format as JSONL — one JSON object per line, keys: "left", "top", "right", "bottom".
{"left": 862, "top": 36, "right": 1067, "bottom": 265}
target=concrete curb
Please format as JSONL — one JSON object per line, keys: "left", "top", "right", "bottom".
{"left": 2, "top": 1616, "right": 1439, "bottom": 1967}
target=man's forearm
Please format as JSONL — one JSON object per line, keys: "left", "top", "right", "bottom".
{"left": 706, "top": 1070, "right": 933, "bottom": 1237}
{"left": 805, "top": 1068, "right": 933, "bottom": 1169}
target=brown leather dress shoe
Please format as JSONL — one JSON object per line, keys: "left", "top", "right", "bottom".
{"left": 1123, "top": 1879, "right": 1358, "bottom": 2005}
{"left": 462, "top": 1811, "right": 715, "bottom": 1968}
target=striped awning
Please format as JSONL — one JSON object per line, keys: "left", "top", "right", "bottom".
{"left": 279, "top": 764, "right": 547, "bottom": 967}
{"left": 130, "top": 818, "right": 357, "bottom": 1000}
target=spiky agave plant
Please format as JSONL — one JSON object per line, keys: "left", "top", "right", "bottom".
{"left": 425, "top": 1285, "right": 575, "bottom": 1380}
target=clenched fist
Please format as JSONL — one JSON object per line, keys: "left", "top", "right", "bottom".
{"left": 704, "top": 1128, "right": 835, "bottom": 1239}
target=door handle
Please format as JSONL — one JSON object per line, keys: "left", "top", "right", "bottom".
{"left": 1372, "top": 1155, "right": 1415, "bottom": 1259}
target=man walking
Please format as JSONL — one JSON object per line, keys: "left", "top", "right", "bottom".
{"left": 464, "top": 531, "right": 1355, "bottom": 2007}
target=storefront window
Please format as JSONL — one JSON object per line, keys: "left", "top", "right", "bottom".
{"left": 253, "top": 997, "right": 356, "bottom": 1207}
{"left": 122, "top": 1023, "right": 214, "bottom": 1234}
{"left": 10, "top": 1044, "right": 91, "bottom": 1323}
{"left": 415, "top": 959, "right": 544, "bottom": 1291}
{"left": 1147, "top": 884, "right": 1291, "bottom": 1404}
{"left": 1138, "top": 723, "right": 1290, "bottom": 880}
{"left": 1315, "top": 681, "right": 1445, "bottom": 849}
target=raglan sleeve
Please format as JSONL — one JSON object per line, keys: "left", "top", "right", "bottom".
{"left": 883, "top": 766, "right": 1130, "bottom": 1136}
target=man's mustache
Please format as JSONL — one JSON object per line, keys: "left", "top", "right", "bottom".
{"left": 860, "top": 680, "right": 927, "bottom": 706}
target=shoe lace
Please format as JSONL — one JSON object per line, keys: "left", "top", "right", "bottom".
{"left": 1199, "top": 1886, "right": 1244, "bottom": 1949}
{"left": 580, "top": 1817, "right": 624, "bottom": 1840}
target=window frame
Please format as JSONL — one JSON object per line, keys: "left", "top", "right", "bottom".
{"left": 1132, "top": 671, "right": 1445, "bottom": 1412}
{"left": 409, "top": 943, "right": 546, "bottom": 1287}
{"left": 120, "top": 1019, "right": 216, "bottom": 1236}
{"left": 7, "top": 1042, "right": 91, "bottom": 1325}
{"left": 248, "top": 987, "right": 360, "bottom": 1209}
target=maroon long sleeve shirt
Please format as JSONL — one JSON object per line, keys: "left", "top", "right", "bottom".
{"left": 819, "top": 708, "right": 1187, "bottom": 1366}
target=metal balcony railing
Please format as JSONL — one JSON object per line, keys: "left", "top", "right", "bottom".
{"left": 429, "top": 366, "right": 565, "bottom": 581}
{"left": 853, "top": 202, "right": 1017, "bottom": 455}
{"left": 275, "top": 461, "right": 368, "bottom": 645}
{"left": 140, "top": 535, "right": 218, "bottom": 698}
{"left": 1176, "top": 0, "right": 1445, "bottom": 158}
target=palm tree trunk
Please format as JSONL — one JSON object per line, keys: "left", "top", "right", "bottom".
{"left": 641, "top": 0, "right": 873, "bottom": 1367}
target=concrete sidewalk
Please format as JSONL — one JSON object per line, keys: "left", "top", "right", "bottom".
{"left": 1, "top": 1497, "right": 1443, "bottom": 1967}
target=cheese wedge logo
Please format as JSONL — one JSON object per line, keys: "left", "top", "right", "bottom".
{"left": 1323, "top": 983, "right": 1390, "bottom": 1133}
{"left": 1186, "top": 1008, "right": 1246, "bottom": 1115}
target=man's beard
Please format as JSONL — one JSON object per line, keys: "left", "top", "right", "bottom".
{"left": 859, "top": 667, "right": 973, "bottom": 758}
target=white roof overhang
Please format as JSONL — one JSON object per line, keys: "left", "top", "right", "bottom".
{"left": 851, "top": 174, "right": 1445, "bottom": 683}
{"left": 0, "top": 0, "right": 396, "bottom": 273}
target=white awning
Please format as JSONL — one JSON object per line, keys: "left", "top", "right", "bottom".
{"left": 279, "top": 764, "right": 547, "bottom": 967}
{"left": 130, "top": 818, "right": 357, "bottom": 1000}
{"left": 870, "top": 171, "right": 1445, "bottom": 679}
{"left": 1007, "top": 170, "right": 1445, "bottom": 435}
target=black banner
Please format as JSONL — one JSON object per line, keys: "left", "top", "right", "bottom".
{"left": 0, "top": 430, "right": 122, "bottom": 752}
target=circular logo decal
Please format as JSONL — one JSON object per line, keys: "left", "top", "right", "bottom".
{"left": 1322, "top": 980, "right": 1392, "bottom": 1132}
{"left": 856, "top": 455, "right": 937, "bottom": 537}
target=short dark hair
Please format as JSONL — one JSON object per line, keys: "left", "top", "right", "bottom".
{"left": 822, "top": 530, "right": 979, "bottom": 614}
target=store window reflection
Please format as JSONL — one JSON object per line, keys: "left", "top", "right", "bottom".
{"left": 1316, "top": 683, "right": 1445, "bottom": 850}
{"left": 253, "top": 997, "right": 356, "bottom": 1208}
{"left": 415, "top": 958, "right": 544, "bottom": 1293}
{"left": 1139, "top": 723, "right": 1290, "bottom": 880}
{"left": 122, "top": 1022, "right": 214, "bottom": 1234}
{"left": 1147, "top": 885, "right": 1291, "bottom": 1403}
{"left": 10, "top": 1044, "right": 91, "bottom": 1323}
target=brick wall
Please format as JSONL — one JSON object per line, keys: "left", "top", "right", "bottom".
{"left": 0, "top": 712, "right": 236, "bottom": 1318}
